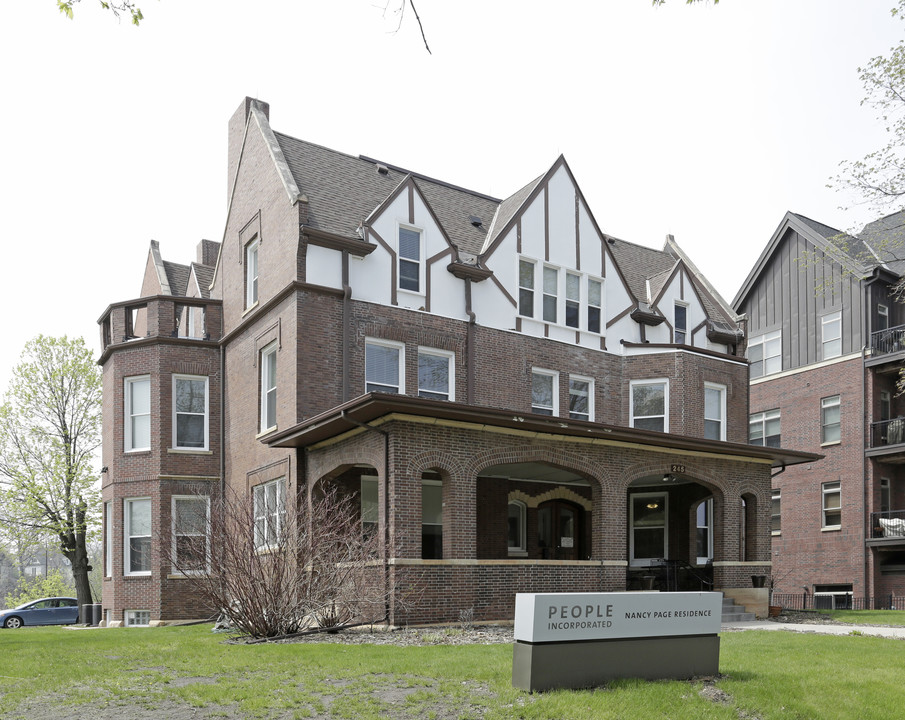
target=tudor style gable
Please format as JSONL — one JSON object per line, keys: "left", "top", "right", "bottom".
{"left": 473, "top": 156, "right": 623, "bottom": 351}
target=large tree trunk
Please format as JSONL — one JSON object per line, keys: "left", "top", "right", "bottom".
{"left": 63, "top": 537, "right": 93, "bottom": 616}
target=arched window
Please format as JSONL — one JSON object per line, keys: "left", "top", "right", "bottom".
{"left": 422, "top": 475, "right": 442, "bottom": 559}
{"left": 507, "top": 500, "right": 527, "bottom": 555}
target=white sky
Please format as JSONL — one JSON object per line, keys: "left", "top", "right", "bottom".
{"left": 1, "top": 0, "right": 902, "bottom": 392}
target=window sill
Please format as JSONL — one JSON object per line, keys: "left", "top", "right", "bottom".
{"left": 124, "top": 449, "right": 151, "bottom": 455}
{"left": 771, "top": 531, "right": 781, "bottom": 536}
{"left": 820, "top": 440, "right": 841, "bottom": 448}
{"left": 256, "top": 427, "right": 278, "bottom": 440}
{"left": 124, "top": 572, "right": 152, "bottom": 578}
{"left": 508, "top": 550, "right": 528, "bottom": 558}
{"left": 167, "top": 448, "right": 213, "bottom": 455}
{"left": 821, "top": 526, "right": 841, "bottom": 532}
{"left": 167, "top": 572, "right": 208, "bottom": 579}
{"left": 242, "top": 302, "right": 259, "bottom": 318}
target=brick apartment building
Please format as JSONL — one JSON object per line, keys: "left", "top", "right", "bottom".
{"left": 734, "top": 210, "right": 905, "bottom": 609}
{"left": 97, "top": 97, "right": 815, "bottom": 626}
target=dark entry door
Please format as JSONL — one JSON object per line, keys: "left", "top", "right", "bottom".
{"left": 538, "top": 501, "right": 581, "bottom": 560}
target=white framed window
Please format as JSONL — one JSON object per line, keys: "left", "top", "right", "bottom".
{"left": 630, "top": 379, "right": 668, "bottom": 432}
{"left": 879, "top": 304, "right": 890, "bottom": 332}
{"left": 253, "top": 478, "right": 285, "bottom": 550}
{"left": 518, "top": 259, "right": 535, "bottom": 318}
{"left": 588, "top": 278, "right": 602, "bottom": 334}
{"left": 124, "top": 497, "right": 151, "bottom": 576}
{"left": 542, "top": 266, "right": 558, "bottom": 323}
{"left": 749, "top": 409, "right": 780, "bottom": 447}
{"left": 104, "top": 501, "right": 112, "bottom": 578}
{"left": 822, "top": 311, "right": 842, "bottom": 359}
{"left": 422, "top": 478, "right": 443, "bottom": 559}
{"left": 507, "top": 500, "right": 527, "bottom": 555}
{"left": 418, "top": 347, "right": 454, "bottom": 401}
{"left": 125, "top": 610, "right": 151, "bottom": 627}
{"left": 704, "top": 383, "right": 726, "bottom": 441}
{"left": 531, "top": 369, "right": 559, "bottom": 416}
{"left": 630, "top": 492, "right": 667, "bottom": 566}
{"left": 822, "top": 481, "right": 841, "bottom": 529}
{"left": 366, "top": 338, "right": 404, "bottom": 394}
{"left": 821, "top": 395, "right": 841, "bottom": 444}
{"left": 124, "top": 376, "right": 151, "bottom": 452}
{"left": 674, "top": 302, "right": 688, "bottom": 344}
{"left": 361, "top": 477, "right": 378, "bottom": 538}
{"left": 695, "top": 498, "right": 713, "bottom": 564}
{"left": 565, "top": 272, "right": 581, "bottom": 329}
{"left": 771, "top": 489, "right": 781, "bottom": 534}
{"left": 568, "top": 375, "right": 594, "bottom": 421}
{"left": 245, "top": 237, "right": 259, "bottom": 309}
{"left": 748, "top": 330, "right": 781, "bottom": 378}
{"left": 260, "top": 342, "right": 277, "bottom": 432}
{"left": 398, "top": 225, "right": 422, "bottom": 293}
{"left": 171, "top": 496, "right": 209, "bottom": 574}
{"left": 173, "top": 375, "right": 208, "bottom": 450}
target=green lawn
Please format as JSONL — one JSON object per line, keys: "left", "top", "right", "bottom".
{"left": 1, "top": 623, "right": 903, "bottom": 719}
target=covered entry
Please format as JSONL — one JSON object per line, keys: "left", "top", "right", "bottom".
{"left": 626, "top": 472, "right": 717, "bottom": 592}
{"left": 476, "top": 461, "right": 594, "bottom": 561}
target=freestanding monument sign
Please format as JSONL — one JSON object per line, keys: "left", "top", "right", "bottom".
{"left": 512, "top": 592, "right": 722, "bottom": 691}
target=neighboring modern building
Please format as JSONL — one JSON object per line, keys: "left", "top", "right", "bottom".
{"left": 98, "top": 98, "right": 815, "bottom": 626}
{"left": 734, "top": 210, "right": 905, "bottom": 609}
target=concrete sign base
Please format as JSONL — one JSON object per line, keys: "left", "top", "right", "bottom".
{"left": 512, "top": 634, "right": 720, "bottom": 692}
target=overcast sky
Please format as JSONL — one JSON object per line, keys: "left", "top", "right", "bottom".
{"left": 1, "top": 0, "right": 902, "bottom": 393}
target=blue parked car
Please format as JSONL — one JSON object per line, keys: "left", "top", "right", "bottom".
{"left": 0, "top": 597, "right": 80, "bottom": 628}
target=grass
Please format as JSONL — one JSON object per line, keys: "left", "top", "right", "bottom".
{"left": 824, "top": 608, "right": 905, "bottom": 625}
{"left": 1, "top": 622, "right": 904, "bottom": 719}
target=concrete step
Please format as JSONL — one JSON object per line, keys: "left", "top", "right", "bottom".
{"left": 721, "top": 596, "right": 756, "bottom": 623}
{"left": 722, "top": 611, "right": 757, "bottom": 622}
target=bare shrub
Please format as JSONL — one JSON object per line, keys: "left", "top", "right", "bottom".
{"left": 168, "top": 484, "right": 391, "bottom": 638}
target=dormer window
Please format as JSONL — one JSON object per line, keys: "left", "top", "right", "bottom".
{"left": 398, "top": 226, "right": 422, "bottom": 293}
{"left": 674, "top": 303, "right": 688, "bottom": 344}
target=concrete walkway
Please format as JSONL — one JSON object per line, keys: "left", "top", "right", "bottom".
{"left": 722, "top": 619, "right": 905, "bottom": 639}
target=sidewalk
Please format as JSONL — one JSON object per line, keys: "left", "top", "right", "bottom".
{"left": 721, "top": 619, "right": 905, "bottom": 639}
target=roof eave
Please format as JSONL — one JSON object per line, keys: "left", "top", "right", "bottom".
{"left": 265, "top": 394, "right": 820, "bottom": 469}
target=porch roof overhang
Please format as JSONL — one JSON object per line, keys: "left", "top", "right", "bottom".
{"left": 266, "top": 394, "right": 821, "bottom": 469}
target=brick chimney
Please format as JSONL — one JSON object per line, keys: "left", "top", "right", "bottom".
{"left": 227, "top": 97, "right": 270, "bottom": 204}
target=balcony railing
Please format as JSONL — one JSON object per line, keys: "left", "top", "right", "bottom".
{"left": 870, "top": 324, "right": 905, "bottom": 357}
{"left": 870, "top": 417, "right": 905, "bottom": 448}
{"left": 870, "top": 509, "right": 905, "bottom": 539}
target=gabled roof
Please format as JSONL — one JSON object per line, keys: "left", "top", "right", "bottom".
{"left": 162, "top": 260, "right": 190, "bottom": 297}
{"left": 482, "top": 172, "right": 545, "bottom": 253}
{"left": 274, "top": 133, "right": 500, "bottom": 257}
{"left": 191, "top": 263, "right": 215, "bottom": 299}
{"left": 733, "top": 211, "right": 873, "bottom": 310}
{"left": 606, "top": 237, "right": 676, "bottom": 310}
{"left": 858, "top": 209, "right": 905, "bottom": 276}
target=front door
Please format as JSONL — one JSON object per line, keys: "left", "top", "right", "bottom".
{"left": 537, "top": 500, "right": 581, "bottom": 560}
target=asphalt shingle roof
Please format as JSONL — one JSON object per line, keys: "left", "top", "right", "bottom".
{"left": 163, "top": 260, "right": 190, "bottom": 297}
{"left": 274, "top": 133, "right": 499, "bottom": 257}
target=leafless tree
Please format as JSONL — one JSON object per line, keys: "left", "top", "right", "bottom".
{"left": 167, "top": 484, "right": 405, "bottom": 639}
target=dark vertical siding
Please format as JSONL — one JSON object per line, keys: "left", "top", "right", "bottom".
{"left": 738, "top": 226, "right": 866, "bottom": 373}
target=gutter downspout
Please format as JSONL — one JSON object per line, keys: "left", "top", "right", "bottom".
{"left": 863, "top": 342, "right": 870, "bottom": 604}
{"left": 220, "top": 343, "right": 226, "bottom": 499}
{"left": 342, "top": 250, "right": 352, "bottom": 403}
{"left": 341, "top": 410, "right": 391, "bottom": 624}
{"left": 465, "top": 277, "right": 476, "bottom": 404}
